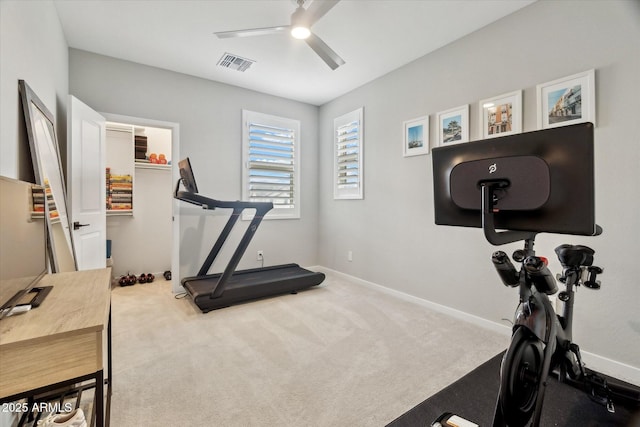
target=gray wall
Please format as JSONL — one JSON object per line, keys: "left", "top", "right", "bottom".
{"left": 0, "top": 0, "right": 68, "bottom": 180}
{"left": 318, "top": 0, "right": 640, "bottom": 378}
{"left": 69, "top": 50, "right": 321, "bottom": 276}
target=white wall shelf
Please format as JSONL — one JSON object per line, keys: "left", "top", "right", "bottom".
{"left": 134, "top": 162, "right": 171, "bottom": 171}
{"left": 107, "top": 210, "right": 133, "bottom": 216}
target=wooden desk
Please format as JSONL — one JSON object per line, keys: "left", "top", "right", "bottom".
{"left": 0, "top": 268, "right": 111, "bottom": 426}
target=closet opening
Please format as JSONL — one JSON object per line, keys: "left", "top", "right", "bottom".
{"left": 102, "top": 113, "right": 180, "bottom": 292}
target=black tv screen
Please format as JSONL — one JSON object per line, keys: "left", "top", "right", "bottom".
{"left": 178, "top": 157, "right": 199, "bottom": 194}
{"left": 432, "top": 123, "right": 599, "bottom": 236}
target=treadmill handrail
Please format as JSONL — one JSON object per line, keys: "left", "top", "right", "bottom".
{"left": 175, "top": 189, "right": 274, "bottom": 213}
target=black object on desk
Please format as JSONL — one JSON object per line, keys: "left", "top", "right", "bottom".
{"left": 25, "top": 286, "right": 53, "bottom": 307}
{"left": 0, "top": 286, "right": 52, "bottom": 312}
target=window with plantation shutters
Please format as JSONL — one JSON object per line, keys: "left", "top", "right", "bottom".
{"left": 242, "top": 110, "right": 300, "bottom": 219}
{"left": 334, "top": 107, "right": 364, "bottom": 200}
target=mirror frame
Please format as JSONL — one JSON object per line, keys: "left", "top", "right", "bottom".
{"left": 19, "top": 80, "right": 77, "bottom": 273}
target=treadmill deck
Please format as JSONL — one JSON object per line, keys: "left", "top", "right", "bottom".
{"left": 181, "top": 263, "right": 325, "bottom": 312}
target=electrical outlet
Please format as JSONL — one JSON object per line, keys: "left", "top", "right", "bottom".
{"left": 347, "top": 250, "right": 353, "bottom": 262}
{"left": 257, "top": 250, "right": 264, "bottom": 261}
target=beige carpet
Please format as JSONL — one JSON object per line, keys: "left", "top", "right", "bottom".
{"left": 109, "top": 271, "right": 507, "bottom": 426}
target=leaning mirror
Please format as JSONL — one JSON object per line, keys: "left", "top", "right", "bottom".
{"left": 19, "top": 80, "right": 76, "bottom": 273}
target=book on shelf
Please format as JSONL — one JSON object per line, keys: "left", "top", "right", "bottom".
{"left": 110, "top": 203, "right": 133, "bottom": 210}
{"left": 106, "top": 168, "right": 134, "bottom": 211}
{"left": 31, "top": 185, "right": 57, "bottom": 216}
{"left": 135, "top": 136, "right": 147, "bottom": 160}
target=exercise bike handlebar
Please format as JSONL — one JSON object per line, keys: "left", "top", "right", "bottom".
{"left": 491, "top": 251, "right": 519, "bottom": 287}
{"left": 492, "top": 251, "right": 558, "bottom": 296}
{"left": 523, "top": 256, "right": 558, "bottom": 295}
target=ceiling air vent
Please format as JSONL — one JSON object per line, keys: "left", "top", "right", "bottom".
{"left": 217, "top": 53, "right": 255, "bottom": 72}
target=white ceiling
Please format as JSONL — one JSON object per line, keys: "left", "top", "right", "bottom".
{"left": 53, "top": 0, "right": 535, "bottom": 106}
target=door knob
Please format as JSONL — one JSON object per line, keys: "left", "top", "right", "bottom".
{"left": 73, "top": 221, "right": 90, "bottom": 230}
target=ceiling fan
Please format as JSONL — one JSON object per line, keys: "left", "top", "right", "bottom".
{"left": 214, "top": 0, "right": 345, "bottom": 70}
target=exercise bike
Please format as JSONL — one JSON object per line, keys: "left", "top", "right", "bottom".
{"left": 434, "top": 184, "right": 617, "bottom": 427}
{"left": 429, "top": 125, "right": 638, "bottom": 427}
{"left": 491, "top": 237, "right": 610, "bottom": 426}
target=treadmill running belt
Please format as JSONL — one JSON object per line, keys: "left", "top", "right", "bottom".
{"left": 182, "top": 263, "right": 325, "bottom": 312}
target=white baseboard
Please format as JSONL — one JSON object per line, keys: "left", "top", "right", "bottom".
{"left": 580, "top": 352, "right": 640, "bottom": 387}
{"left": 314, "top": 266, "right": 640, "bottom": 387}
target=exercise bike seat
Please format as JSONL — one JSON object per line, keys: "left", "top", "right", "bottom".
{"left": 555, "top": 244, "right": 594, "bottom": 268}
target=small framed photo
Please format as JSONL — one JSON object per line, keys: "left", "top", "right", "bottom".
{"left": 436, "top": 105, "right": 469, "bottom": 147}
{"left": 479, "top": 90, "right": 522, "bottom": 139}
{"left": 403, "top": 116, "right": 429, "bottom": 157}
{"left": 536, "top": 69, "right": 595, "bottom": 129}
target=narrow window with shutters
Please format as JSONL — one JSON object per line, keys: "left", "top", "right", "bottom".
{"left": 334, "top": 107, "right": 364, "bottom": 200}
{"left": 242, "top": 110, "right": 300, "bottom": 219}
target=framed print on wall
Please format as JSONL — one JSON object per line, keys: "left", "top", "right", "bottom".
{"left": 536, "top": 69, "right": 595, "bottom": 129}
{"left": 403, "top": 116, "right": 429, "bottom": 157}
{"left": 479, "top": 90, "right": 522, "bottom": 139}
{"left": 436, "top": 104, "right": 469, "bottom": 147}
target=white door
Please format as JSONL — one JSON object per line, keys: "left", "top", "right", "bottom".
{"left": 68, "top": 95, "right": 107, "bottom": 270}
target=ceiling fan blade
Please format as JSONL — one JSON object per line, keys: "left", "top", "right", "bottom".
{"left": 305, "top": 32, "right": 345, "bottom": 70}
{"left": 215, "top": 26, "right": 289, "bottom": 39}
{"left": 304, "top": 0, "right": 340, "bottom": 25}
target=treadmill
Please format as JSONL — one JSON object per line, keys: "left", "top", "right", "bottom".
{"left": 174, "top": 158, "right": 325, "bottom": 313}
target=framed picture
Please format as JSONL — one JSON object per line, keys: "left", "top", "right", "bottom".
{"left": 403, "top": 116, "right": 429, "bottom": 157}
{"left": 536, "top": 69, "right": 595, "bottom": 129}
{"left": 436, "top": 105, "right": 469, "bottom": 147}
{"left": 479, "top": 90, "right": 522, "bottom": 139}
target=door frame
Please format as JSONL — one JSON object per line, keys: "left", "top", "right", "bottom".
{"left": 101, "top": 112, "right": 181, "bottom": 293}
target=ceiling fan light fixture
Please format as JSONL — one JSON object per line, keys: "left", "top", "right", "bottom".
{"left": 290, "top": 5, "right": 310, "bottom": 39}
{"left": 291, "top": 25, "right": 311, "bottom": 39}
